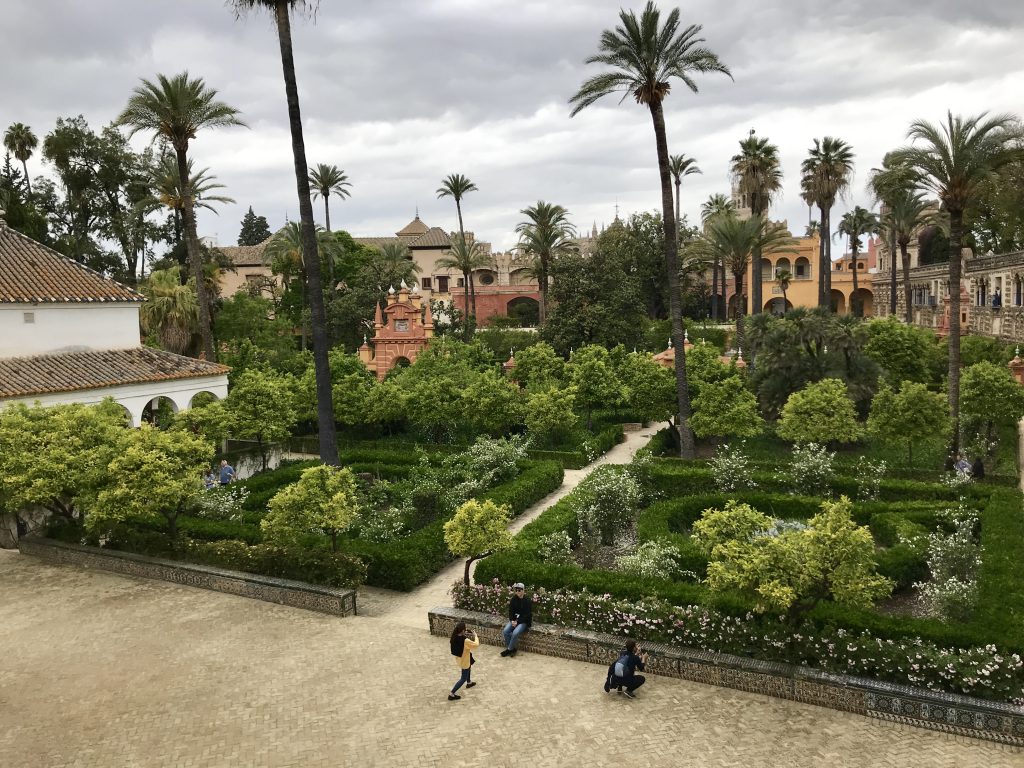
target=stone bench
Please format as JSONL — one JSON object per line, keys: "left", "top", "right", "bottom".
{"left": 429, "top": 606, "right": 1024, "bottom": 747}
{"left": 20, "top": 537, "right": 357, "bottom": 616}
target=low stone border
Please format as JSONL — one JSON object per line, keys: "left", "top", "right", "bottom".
{"left": 429, "top": 606, "right": 1024, "bottom": 747}
{"left": 20, "top": 537, "right": 357, "bottom": 617}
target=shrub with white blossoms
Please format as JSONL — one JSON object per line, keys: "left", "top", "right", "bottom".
{"left": 537, "top": 531, "right": 574, "bottom": 566}
{"left": 451, "top": 581, "right": 1024, "bottom": 705}
{"left": 855, "top": 457, "right": 887, "bottom": 501}
{"left": 915, "top": 511, "right": 983, "bottom": 622}
{"left": 464, "top": 435, "right": 530, "bottom": 487}
{"left": 357, "top": 499, "right": 409, "bottom": 544}
{"left": 195, "top": 485, "right": 250, "bottom": 521}
{"left": 787, "top": 442, "right": 835, "bottom": 496}
{"left": 709, "top": 442, "right": 757, "bottom": 493}
{"left": 575, "top": 465, "right": 643, "bottom": 546}
{"left": 614, "top": 539, "right": 680, "bottom": 580}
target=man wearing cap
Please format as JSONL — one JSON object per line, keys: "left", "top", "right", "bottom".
{"left": 500, "top": 583, "right": 532, "bottom": 657}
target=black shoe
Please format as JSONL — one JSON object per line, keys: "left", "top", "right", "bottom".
{"left": 603, "top": 681, "right": 611, "bottom": 694}
{"left": 623, "top": 690, "right": 637, "bottom": 699}
{"left": 466, "top": 682, "right": 477, "bottom": 688}
{"left": 508, "top": 649, "right": 518, "bottom": 657}
{"left": 448, "top": 694, "right": 461, "bottom": 701}
{"left": 500, "top": 649, "right": 511, "bottom": 657}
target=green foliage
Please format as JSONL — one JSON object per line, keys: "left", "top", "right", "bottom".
{"left": 262, "top": 464, "right": 360, "bottom": 551}
{"left": 525, "top": 387, "right": 578, "bottom": 447}
{"left": 960, "top": 361, "right": 1024, "bottom": 440}
{"left": 567, "top": 345, "right": 624, "bottom": 428}
{"left": 443, "top": 499, "right": 513, "bottom": 559}
{"left": 693, "top": 496, "right": 893, "bottom": 614}
{"left": 960, "top": 335, "right": 1015, "bottom": 368}
{"left": 214, "top": 294, "right": 298, "bottom": 373}
{"left": 868, "top": 382, "right": 949, "bottom": 466}
{"left": 474, "top": 327, "right": 543, "bottom": 359}
{"left": 186, "top": 539, "right": 366, "bottom": 588}
{"left": 460, "top": 371, "right": 524, "bottom": 436}
{"left": 690, "top": 376, "right": 764, "bottom": 439}
{"left": 222, "top": 368, "right": 300, "bottom": 469}
{"left": 510, "top": 341, "right": 565, "bottom": 390}
{"left": 863, "top": 318, "right": 943, "bottom": 386}
{"left": 93, "top": 425, "right": 215, "bottom": 540}
{"left": 776, "top": 379, "right": 862, "bottom": 444}
{"left": 0, "top": 400, "right": 127, "bottom": 522}
{"left": 616, "top": 351, "right": 675, "bottom": 424}
{"left": 237, "top": 205, "right": 272, "bottom": 246}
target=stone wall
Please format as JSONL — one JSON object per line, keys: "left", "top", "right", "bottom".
{"left": 428, "top": 607, "right": 1024, "bottom": 747}
{"left": 21, "top": 537, "right": 357, "bottom": 617}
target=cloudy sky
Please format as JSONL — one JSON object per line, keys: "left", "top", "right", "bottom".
{"left": 4, "top": 0, "right": 1023, "bottom": 253}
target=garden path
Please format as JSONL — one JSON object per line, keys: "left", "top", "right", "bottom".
{"left": 356, "top": 424, "right": 660, "bottom": 627}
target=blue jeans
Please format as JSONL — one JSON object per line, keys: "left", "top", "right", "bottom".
{"left": 502, "top": 621, "right": 529, "bottom": 650}
{"left": 452, "top": 667, "right": 471, "bottom": 694}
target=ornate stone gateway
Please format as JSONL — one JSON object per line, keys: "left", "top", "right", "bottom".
{"left": 358, "top": 283, "right": 434, "bottom": 380}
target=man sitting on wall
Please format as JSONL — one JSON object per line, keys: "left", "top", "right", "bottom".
{"left": 500, "top": 582, "right": 532, "bottom": 657}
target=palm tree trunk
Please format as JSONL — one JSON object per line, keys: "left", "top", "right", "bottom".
{"left": 817, "top": 208, "right": 827, "bottom": 307}
{"left": 175, "top": 148, "right": 215, "bottom": 360}
{"left": 539, "top": 256, "right": 548, "bottom": 325}
{"left": 850, "top": 241, "right": 860, "bottom": 316}
{"left": 273, "top": 1, "right": 339, "bottom": 467}
{"left": 21, "top": 160, "right": 31, "bottom": 197}
{"left": 469, "top": 273, "right": 477, "bottom": 320}
{"left": 782, "top": 285, "right": 788, "bottom": 309}
{"left": 462, "top": 270, "right": 471, "bottom": 340}
{"left": 823, "top": 205, "right": 833, "bottom": 306}
{"left": 649, "top": 100, "right": 695, "bottom": 460}
{"left": 948, "top": 211, "right": 964, "bottom": 457}
{"left": 751, "top": 195, "right": 763, "bottom": 316}
{"left": 889, "top": 228, "right": 898, "bottom": 317}
{"left": 324, "top": 198, "right": 331, "bottom": 232}
{"left": 674, "top": 179, "right": 681, "bottom": 232}
{"left": 734, "top": 269, "right": 745, "bottom": 353}
{"left": 900, "top": 240, "right": 913, "bottom": 324}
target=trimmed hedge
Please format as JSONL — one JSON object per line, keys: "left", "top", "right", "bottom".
{"left": 475, "top": 466, "right": 1023, "bottom": 655}
{"left": 529, "top": 424, "right": 624, "bottom": 469}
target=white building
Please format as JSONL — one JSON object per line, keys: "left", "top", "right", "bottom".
{"left": 0, "top": 215, "right": 229, "bottom": 425}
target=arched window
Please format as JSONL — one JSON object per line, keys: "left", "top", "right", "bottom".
{"left": 760, "top": 258, "right": 772, "bottom": 280}
{"left": 795, "top": 257, "right": 810, "bottom": 279}
{"left": 774, "top": 258, "right": 791, "bottom": 278}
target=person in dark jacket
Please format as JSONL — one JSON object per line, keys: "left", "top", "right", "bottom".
{"left": 604, "top": 640, "right": 647, "bottom": 698}
{"left": 971, "top": 456, "right": 985, "bottom": 479}
{"left": 500, "top": 582, "right": 532, "bottom": 657}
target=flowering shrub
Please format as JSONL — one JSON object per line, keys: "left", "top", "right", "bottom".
{"left": 537, "top": 531, "right": 574, "bottom": 566}
{"left": 451, "top": 580, "right": 1024, "bottom": 704}
{"left": 357, "top": 501, "right": 408, "bottom": 544}
{"left": 195, "top": 485, "right": 250, "bottom": 521}
{"left": 855, "top": 457, "right": 887, "bottom": 501}
{"left": 465, "top": 435, "right": 530, "bottom": 487}
{"left": 786, "top": 442, "right": 835, "bottom": 496}
{"left": 614, "top": 539, "right": 680, "bottom": 580}
{"left": 575, "top": 466, "right": 643, "bottom": 545}
{"left": 915, "top": 510, "right": 983, "bottom": 622}
{"left": 709, "top": 442, "right": 757, "bottom": 493}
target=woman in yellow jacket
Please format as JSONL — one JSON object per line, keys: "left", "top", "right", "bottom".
{"left": 448, "top": 621, "right": 479, "bottom": 701}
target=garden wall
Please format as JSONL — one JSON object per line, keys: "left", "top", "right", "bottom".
{"left": 429, "top": 606, "right": 1024, "bottom": 747}
{"left": 20, "top": 537, "right": 357, "bottom": 616}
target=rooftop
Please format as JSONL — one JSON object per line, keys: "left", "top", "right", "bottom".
{"left": 0, "top": 219, "right": 143, "bottom": 304}
{"left": 0, "top": 347, "right": 230, "bottom": 399}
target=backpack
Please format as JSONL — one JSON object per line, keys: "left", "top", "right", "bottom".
{"left": 613, "top": 652, "right": 632, "bottom": 679}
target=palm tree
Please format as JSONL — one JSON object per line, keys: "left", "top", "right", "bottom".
{"left": 890, "top": 190, "right": 932, "bottom": 323}
{"left": 893, "top": 111, "right": 1024, "bottom": 452}
{"left": 437, "top": 173, "right": 480, "bottom": 316}
{"left": 836, "top": 206, "right": 879, "bottom": 317}
{"left": 869, "top": 155, "right": 923, "bottom": 321}
{"left": 668, "top": 154, "right": 701, "bottom": 230}
{"left": 368, "top": 242, "right": 420, "bottom": 296}
{"left": 776, "top": 269, "right": 792, "bottom": 312}
{"left": 3, "top": 123, "right": 38, "bottom": 196}
{"left": 569, "top": 1, "right": 731, "bottom": 459}
{"left": 515, "top": 201, "right": 577, "bottom": 325}
{"left": 730, "top": 131, "right": 782, "bottom": 316}
{"left": 436, "top": 237, "right": 493, "bottom": 337}
{"left": 116, "top": 72, "right": 246, "bottom": 361}
{"left": 308, "top": 163, "right": 351, "bottom": 232}
{"left": 266, "top": 221, "right": 344, "bottom": 351}
{"left": 801, "top": 137, "right": 855, "bottom": 309}
{"left": 700, "top": 192, "right": 733, "bottom": 321}
{"left": 804, "top": 220, "right": 820, "bottom": 238}
{"left": 694, "top": 213, "right": 796, "bottom": 352}
{"left": 229, "top": 0, "right": 339, "bottom": 466}
{"left": 140, "top": 267, "right": 199, "bottom": 355}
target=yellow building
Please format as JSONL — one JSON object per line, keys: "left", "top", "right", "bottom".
{"left": 724, "top": 230, "right": 876, "bottom": 316}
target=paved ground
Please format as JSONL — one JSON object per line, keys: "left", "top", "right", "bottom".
{"left": 3, "top": 430, "right": 1022, "bottom": 767}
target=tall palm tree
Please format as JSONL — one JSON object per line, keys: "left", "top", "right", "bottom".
{"left": 515, "top": 201, "right": 577, "bottom": 325}
{"left": 730, "top": 131, "right": 782, "bottom": 316}
{"left": 668, "top": 154, "right": 701, "bottom": 230}
{"left": 3, "top": 123, "right": 38, "bottom": 196}
{"left": 836, "top": 206, "right": 879, "bottom": 317}
{"left": 693, "top": 213, "right": 796, "bottom": 352}
{"left": 142, "top": 155, "right": 235, "bottom": 217}
{"left": 436, "top": 237, "right": 493, "bottom": 337}
{"left": 889, "top": 189, "right": 932, "bottom": 323}
{"left": 116, "top": 72, "right": 246, "bottom": 361}
{"left": 569, "top": 1, "right": 730, "bottom": 459}
{"left": 893, "top": 111, "right": 1024, "bottom": 453}
{"left": 804, "top": 220, "right": 820, "bottom": 238}
{"left": 140, "top": 267, "right": 199, "bottom": 355}
{"left": 776, "top": 269, "right": 792, "bottom": 312}
{"left": 369, "top": 242, "right": 420, "bottom": 295}
{"left": 308, "top": 163, "right": 351, "bottom": 232}
{"left": 700, "top": 192, "right": 733, "bottom": 321}
{"left": 868, "top": 154, "right": 917, "bottom": 318}
{"left": 229, "top": 0, "right": 339, "bottom": 466}
{"left": 801, "top": 137, "right": 854, "bottom": 309}
{"left": 437, "top": 173, "right": 480, "bottom": 317}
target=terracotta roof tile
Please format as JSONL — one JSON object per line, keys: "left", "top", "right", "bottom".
{"left": 353, "top": 237, "right": 403, "bottom": 249}
{"left": 0, "top": 223, "right": 143, "bottom": 304}
{"left": 395, "top": 215, "right": 430, "bottom": 238}
{"left": 410, "top": 227, "right": 452, "bottom": 249}
{"left": 0, "top": 347, "right": 230, "bottom": 399}
{"left": 218, "top": 236, "right": 274, "bottom": 267}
